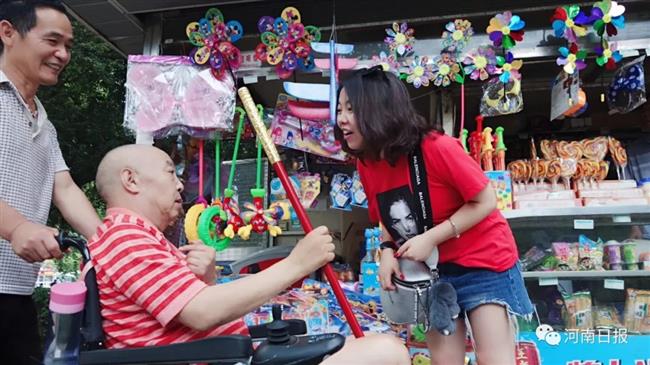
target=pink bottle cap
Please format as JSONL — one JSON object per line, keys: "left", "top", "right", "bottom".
{"left": 49, "top": 282, "right": 86, "bottom": 314}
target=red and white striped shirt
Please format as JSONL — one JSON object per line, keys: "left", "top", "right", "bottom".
{"left": 88, "top": 207, "right": 248, "bottom": 349}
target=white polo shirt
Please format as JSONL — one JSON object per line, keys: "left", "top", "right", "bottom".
{"left": 0, "top": 70, "right": 69, "bottom": 295}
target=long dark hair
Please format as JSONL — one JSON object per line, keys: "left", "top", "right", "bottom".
{"left": 334, "top": 66, "right": 435, "bottom": 165}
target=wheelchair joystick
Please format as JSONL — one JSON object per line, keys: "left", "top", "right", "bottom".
{"left": 251, "top": 304, "right": 346, "bottom": 365}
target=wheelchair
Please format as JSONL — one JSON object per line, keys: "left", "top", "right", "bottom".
{"left": 53, "top": 234, "right": 345, "bottom": 365}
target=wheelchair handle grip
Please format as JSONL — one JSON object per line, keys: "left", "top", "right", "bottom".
{"left": 56, "top": 233, "right": 92, "bottom": 263}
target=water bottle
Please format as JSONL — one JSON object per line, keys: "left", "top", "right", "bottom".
{"left": 44, "top": 281, "right": 86, "bottom": 365}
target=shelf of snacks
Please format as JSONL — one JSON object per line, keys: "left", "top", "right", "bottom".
{"left": 503, "top": 204, "right": 650, "bottom": 220}
{"left": 505, "top": 137, "right": 644, "bottom": 211}
{"left": 522, "top": 270, "right": 650, "bottom": 279}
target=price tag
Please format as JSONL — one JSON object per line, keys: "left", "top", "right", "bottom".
{"left": 539, "top": 277, "right": 559, "bottom": 286}
{"left": 574, "top": 219, "right": 594, "bottom": 230}
{"left": 604, "top": 279, "right": 625, "bottom": 290}
{"left": 612, "top": 215, "right": 632, "bottom": 223}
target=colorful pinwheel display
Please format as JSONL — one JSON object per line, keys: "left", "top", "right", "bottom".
{"left": 255, "top": 7, "right": 321, "bottom": 79}
{"left": 589, "top": 0, "right": 626, "bottom": 37}
{"left": 186, "top": 8, "right": 244, "bottom": 79}
{"left": 556, "top": 43, "right": 588, "bottom": 75}
{"left": 486, "top": 11, "right": 526, "bottom": 50}
{"left": 432, "top": 52, "right": 461, "bottom": 87}
{"left": 595, "top": 39, "right": 623, "bottom": 70}
{"left": 385, "top": 22, "right": 415, "bottom": 57}
{"left": 495, "top": 52, "right": 523, "bottom": 84}
{"left": 442, "top": 19, "right": 474, "bottom": 53}
{"left": 406, "top": 56, "right": 434, "bottom": 88}
{"left": 371, "top": 51, "right": 401, "bottom": 75}
{"left": 551, "top": 5, "right": 590, "bottom": 43}
{"left": 463, "top": 45, "right": 498, "bottom": 81}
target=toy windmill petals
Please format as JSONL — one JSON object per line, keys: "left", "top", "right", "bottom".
{"left": 256, "top": 7, "right": 319, "bottom": 79}
{"left": 385, "top": 21, "right": 415, "bottom": 56}
{"left": 186, "top": 8, "right": 244, "bottom": 79}
{"left": 487, "top": 11, "right": 525, "bottom": 49}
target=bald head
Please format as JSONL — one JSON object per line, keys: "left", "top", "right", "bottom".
{"left": 96, "top": 144, "right": 184, "bottom": 229}
{"left": 97, "top": 145, "right": 158, "bottom": 202}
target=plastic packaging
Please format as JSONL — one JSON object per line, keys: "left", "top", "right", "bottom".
{"left": 124, "top": 55, "right": 235, "bottom": 138}
{"left": 480, "top": 78, "right": 523, "bottom": 116}
{"left": 608, "top": 55, "right": 647, "bottom": 115}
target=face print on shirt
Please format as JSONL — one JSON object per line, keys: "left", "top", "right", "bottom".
{"left": 377, "top": 186, "right": 420, "bottom": 244}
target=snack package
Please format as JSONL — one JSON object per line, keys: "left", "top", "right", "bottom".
{"left": 124, "top": 55, "right": 235, "bottom": 138}
{"left": 562, "top": 291, "right": 593, "bottom": 330}
{"left": 608, "top": 55, "right": 647, "bottom": 115}
{"left": 578, "top": 235, "right": 604, "bottom": 271}
{"left": 350, "top": 171, "right": 368, "bottom": 208}
{"left": 329, "top": 173, "right": 352, "bottom": 211}
{"left": 593, "top": 305, "right": 623, "bottom": 329}
{"left": 520, "top": 245, "right": 548, "bottom": 271}
{"left": 623, "top": 288, "right": 650, "bottom": 333}
{"left": 552, "top": 242, "right": 579, "bottom": 271}
{"left": 480, "top": 78, "right": 524, "bottom": 117}
{"left": 603, "top": 240, "right": 623, "bottom": 270}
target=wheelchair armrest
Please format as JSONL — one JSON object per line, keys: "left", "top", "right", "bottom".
{"left": 80, "top": 335, "right": 253, "bottom": 365}
{"left": 248, "top": 318, "right": 307, "bottom": 339}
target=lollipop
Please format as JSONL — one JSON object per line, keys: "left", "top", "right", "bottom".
{"left": 560, "top": 158, "right": 578, "bottom": 189}
{"left": 540, "top": 139, "right": 558, "bottom": 160}
{"left": 608, "top": 137, "right": 628, "bottom": 180}
{"left": 531, "top": 159, "right": 547, "bottom": 187}
{"left": 582, "top": 137, "right": 608, "bottom": 161}
{"left": 597, "top": 160, "right": 610, "bottom": 182}
{"left": 547, "top": 159, "right": 562, "bottom": 190}
{"left": 508, "top": 160, "right": 529, "bottom": 191}
{"left": 556, "top": 140, "right": 583, "bottom": 160}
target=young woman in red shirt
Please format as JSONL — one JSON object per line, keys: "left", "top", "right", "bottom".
{"left": 335, "top": 66, "right": 533, "bottom": 365}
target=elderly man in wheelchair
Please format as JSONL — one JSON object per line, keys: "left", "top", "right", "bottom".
{"left": 52, "top": 144, "right": 410, "bottom": 365}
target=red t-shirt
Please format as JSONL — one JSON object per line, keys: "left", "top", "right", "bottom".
{"left": 88, "top": 208, "right": 248, "bottom": 349}
{"left": 357, "top": 132, "right": 517, "bottom": 271}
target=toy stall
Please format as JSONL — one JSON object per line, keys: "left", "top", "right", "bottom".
{"left": 65, "top": 0, "right": 650, "bottom": 363}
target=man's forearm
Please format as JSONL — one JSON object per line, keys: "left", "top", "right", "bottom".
{"left": 54, "top": 184, "right": 101, "bottom": 240}
{"left": 179, "top": 259, "right": 304, "bottom": 330}
{"left": 0, "top": 199, "right": 29, "bottom": 240}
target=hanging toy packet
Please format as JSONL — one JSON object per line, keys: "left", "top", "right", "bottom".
{"left": 350, "top": 171, "right": 368, "bottom": 208}
{"left": 124, "top": 56, "right": 236, "bottom": 139}
{"left": 330, "top": 173, "right": 353, "bottom": 211}
{"left": 480, "top": 78, "right": 524, "bottom": 117}
{"left": 608, "top": 55, "right": 647, "bottom": 115}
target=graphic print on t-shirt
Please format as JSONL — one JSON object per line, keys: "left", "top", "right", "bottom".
{"left": 376, "top": 186, "right": 421, "bottom": 245}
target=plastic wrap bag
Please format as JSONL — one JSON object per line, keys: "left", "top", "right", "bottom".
{"left": 608, "top": 55, "right": 647, "bottom": 115}
{"left": 124, "top": 55, "right": 235, "bottom": 138}
{"left": 480, "top": 78, "right": 523, "bottom": 117}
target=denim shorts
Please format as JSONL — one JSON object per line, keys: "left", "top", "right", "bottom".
{"left": 438, "top": 261, "right": 534, "bottom": 319}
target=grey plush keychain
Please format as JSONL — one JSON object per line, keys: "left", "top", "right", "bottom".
{"left": 428, "top": 281, "right": 461, "bottom": 336}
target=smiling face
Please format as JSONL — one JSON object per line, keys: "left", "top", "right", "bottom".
{"left": 336, "top": 88, "right": 364, "bottom": 151}
{"left": 0, "top": 7, "right": 73, "bottom": 87}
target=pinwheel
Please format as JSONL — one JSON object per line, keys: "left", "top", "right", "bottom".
{"left": 406, "top": 55, "right": 435, "bottom": 88}
{"left": 551, "top": 5, "right": 590, "bottom": 43}
{"left": 462, "top": 45, "right": 498, "bottom": 81}
{"left": 442, "top": 19, "right": 473, "bottom": 53}
{"left": 432, "top": 52, "right": 461, "bottom": 87}
{"left": 495, "top": 51, "right": 523, "bottom": 83}
{"left": 371, "top": 51, "right": 401, "bottom": 75}
{"left": 486, "top": 11, "right": 526, "bottom": 49}
{"left": 595, "top": 39, "right": 623, "bottom": 70}
{"left": 384, "top": 22, "right": 415, "bottom": 57}
{"left": 556, "top": 43, "right": 587, "bottom": 75}
{"left": 589, "top": 0, "right": 626, "bottom": 37}
{"left": 186, "top": 8, "right": 243, "bottom": 79}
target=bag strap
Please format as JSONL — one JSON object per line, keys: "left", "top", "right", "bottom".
{"left": 408, "top": 141, "right": 434, "bottom": 232}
